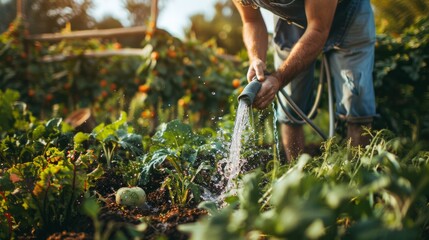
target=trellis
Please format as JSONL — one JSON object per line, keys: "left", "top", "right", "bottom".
{"left": 17, "top": 0, "right": 160, "bottom": 62}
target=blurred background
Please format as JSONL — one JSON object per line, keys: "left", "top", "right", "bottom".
{"left": 1, "top": 0, "right": 428, "bottom": 53}
{"left": 1, "top": 0, "right": 429, "bottom": 143}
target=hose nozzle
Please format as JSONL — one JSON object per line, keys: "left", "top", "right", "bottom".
{"left": 237, "top": 75, "right": 262, "bottom": 106}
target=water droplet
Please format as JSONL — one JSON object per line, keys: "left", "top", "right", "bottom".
{"left": 211, "top": 92, "right": 216, "bottom": 95}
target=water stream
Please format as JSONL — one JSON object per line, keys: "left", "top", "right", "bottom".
{"left": 216, "top": 100, "right": 251, "bottom": 202}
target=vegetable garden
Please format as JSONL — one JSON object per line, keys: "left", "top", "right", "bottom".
{"left": 1, "top": 16, "right": 429, "bottom": 240}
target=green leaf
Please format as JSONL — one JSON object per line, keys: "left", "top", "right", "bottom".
{"left": 139, "top": 148, "right": 176, "bottom": 185}
{"left": 74, "top": 132, "right": 89, "bottom": 146}
{"left": 82, "top": 197, "right": 100, "bottom": 219}
{"left": 32, "top": 125, "right": 46, "bottom": 140}
{"left": 198, "top": 201, "right": 219, "bottom": 215}
{"left": 152, "top": 120, "right": 197, "bottom": 147}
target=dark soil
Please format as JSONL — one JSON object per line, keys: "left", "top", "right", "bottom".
{"left": 41, "top": 167, "right": 206, "bottom": 240}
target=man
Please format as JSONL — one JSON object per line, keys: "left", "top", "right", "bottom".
{"left": 233, "top": 0, "right": 377, "bottom": 162}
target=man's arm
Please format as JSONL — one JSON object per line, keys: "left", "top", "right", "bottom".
{"left": 233, "top": 1, "right": 269, "bottom": 81}
{"left": 273, "top": 0, "right": 338, "bottom": 87}
{"left": 253, "top": 0, "right": 338, "bottom": 109}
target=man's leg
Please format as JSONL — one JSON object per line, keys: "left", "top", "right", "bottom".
{"left": 328, "top": 0, "right": 376, "bottom": 147}
{"left": 347, "top": 122, "right": 372, "bottom": 147}
{"left": 281, "top": 123, "right": 305, "bottom": 162}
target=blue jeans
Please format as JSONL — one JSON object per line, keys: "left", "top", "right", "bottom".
{"left": 274, "top": 0, "right": 376, "bottom": 124}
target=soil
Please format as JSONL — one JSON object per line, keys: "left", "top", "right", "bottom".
{"left": 44, "top": 167, "right": 208, "bottom": 240}
{"left": 38, "top": 142, "right": 325, "bottom": 240}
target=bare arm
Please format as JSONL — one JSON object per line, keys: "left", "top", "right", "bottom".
{"left": 273, "top": 0, "right": 338, "bottom": 87}
{"left": 233, "top": 1, "right": 269, "bottom": 81}
{"left": 253, "top": 0, "right": 338, "bottom": 109}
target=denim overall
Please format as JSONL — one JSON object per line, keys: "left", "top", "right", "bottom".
{"left": 251, "top": 0, "right": 377, "bottom": 124}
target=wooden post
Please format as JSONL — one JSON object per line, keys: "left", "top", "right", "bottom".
{"left": 150, "top": 0, "right": 159, "bottom": 30}
{"left": 16, "top": 0, "right": 22, "bottom": 17}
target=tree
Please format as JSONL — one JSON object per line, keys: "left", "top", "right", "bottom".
{"left": 95, "top": 16, "right": 124, "bottom": 29}
{"left": 123, "top": 0, "right": 166, "bottom": 27}
{"left": 185, "top": 0, "right": 243, "bottom": 54}
{"left": 0, "top": 0, "right": 17, "bottom": 33}
{"left": 28, "top": 0, "right": 95, "bottom": 33}
{"left": 372, "top": 0, "right": 429, "bottom": 33}
{"left": 123, "top": 0, "right": 151, "bottom": 26}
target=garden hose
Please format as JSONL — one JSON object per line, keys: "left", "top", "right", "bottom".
{"left": 238, "top": 55, "right": 335, "bottom": 141}
{"left": 276, "top": 55, "right": 335, "bottom": 141}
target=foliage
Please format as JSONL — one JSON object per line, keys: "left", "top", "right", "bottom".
{"left": 372, "top": 0, "right": 429, "bottom": 34}
{"left": 82, "top": 196, "right": 148, "bottom": 240}
{"left": 0, "top": 90, "right": 98, "bottom": 239}
{"left": 180, "top": 131, "right": 429, "bottom": 239}
{"left": 0, "top": 19, "right": 245, "bottom": 133}
{"left": 186, "top": 0, "right": 243, "bottom": 55}
{"left": 139, "top": 119, "right": 225, "bottom": 205}
{"left": 373, "top": 16, "right": 429, "bottom": 142}
{"left": 76, "top": 111, "right": 143, "bottom": 169}
{"left": 28, "top": 0, "right": 95, "bottom": 33}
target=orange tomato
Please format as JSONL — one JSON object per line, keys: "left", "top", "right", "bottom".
{"left": 141, "top": 109, "right": 155, "bottom": 119}
{"left": 138, "top": 84, "right": 151, "bottom": 93}
{"left": 113, "top": 42, "right": 121, "bottom": 49}
{"left": 167, "top": 49, "right": 177, "bottom": 58}
{"left": 101, "top": 91, "right": 108, "bottom": 98}
{"left": 28, "top": 89, "right": 35, "bottom": 97}
{"left": 232, "top": 78, "right": 241, "bottom": 89}
{"left": 151, "top": 51, "right": 160, "bottom": 60}
{"left": 45, "top": 94, "right": 53, "bottom": 102}
{"left": 100, "top": 79, "right": 108, "bottom": 87}
{"left": 110, "top": 83, "right": 117, "bottom": 91}
{"left": 178, "top": 98, "right": 187, "bottom": 107}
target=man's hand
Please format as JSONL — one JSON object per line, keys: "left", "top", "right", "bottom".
{"left": 247, "top": 58, "right": 266, "bottom": 82}
{"left": 252, "top": 75, "right": 281, "bottom": 109}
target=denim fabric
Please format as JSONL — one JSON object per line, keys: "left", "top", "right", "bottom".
{"left": 271, "top": 0, "right": 377, "bottom": 124}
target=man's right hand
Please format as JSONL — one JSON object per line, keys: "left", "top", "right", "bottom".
{"left": 247, "top": 58, "right": 266, "bottom": 82}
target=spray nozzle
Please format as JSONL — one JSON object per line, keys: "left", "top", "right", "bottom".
{"left": 237, "top": 75, "right": 263, "bottom": 106}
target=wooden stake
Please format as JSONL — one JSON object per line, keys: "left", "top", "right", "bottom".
{"left": 150, "top": 0, "right": 159, "bottom": 30}
{"left": 16, "top": 0, "right": 22, "bottom": 17}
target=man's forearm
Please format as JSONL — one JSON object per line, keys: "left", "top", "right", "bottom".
{"left": 242, "top": 21, "right": 268, "bottom": 63}
{"left": 274, "top": 29, "right": 327, "bottom": 88}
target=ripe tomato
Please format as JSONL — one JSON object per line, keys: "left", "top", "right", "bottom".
{"left": 151, "top": 51, "right": 160, "bottom": 60}
{"left": 232, "top": 78, "right": 241, "bottom": 89}
{"left": 138, "top": 84, "right": 150, "bottom": 93}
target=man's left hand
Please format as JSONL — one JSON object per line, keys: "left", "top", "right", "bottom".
{"left": 252, "top": 75, "right": 281, "bottom": 109}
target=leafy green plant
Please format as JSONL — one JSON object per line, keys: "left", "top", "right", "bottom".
{"left": 1, "top": 148, "right": 99, "bottom": 238}
{"left": 75, "top": 111, "right": 143, "bottom": 169}
{"left": 139, "top": 119, "right": 224, "bottom": 206}
{"left": 180, "top": 130, "right": 429, "bottom": 239}
{"left": 373, "top": 16, "right": 429, "bottom": 142}
{"left": 82, "top": 196, "right": 148, "bottom": 240}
